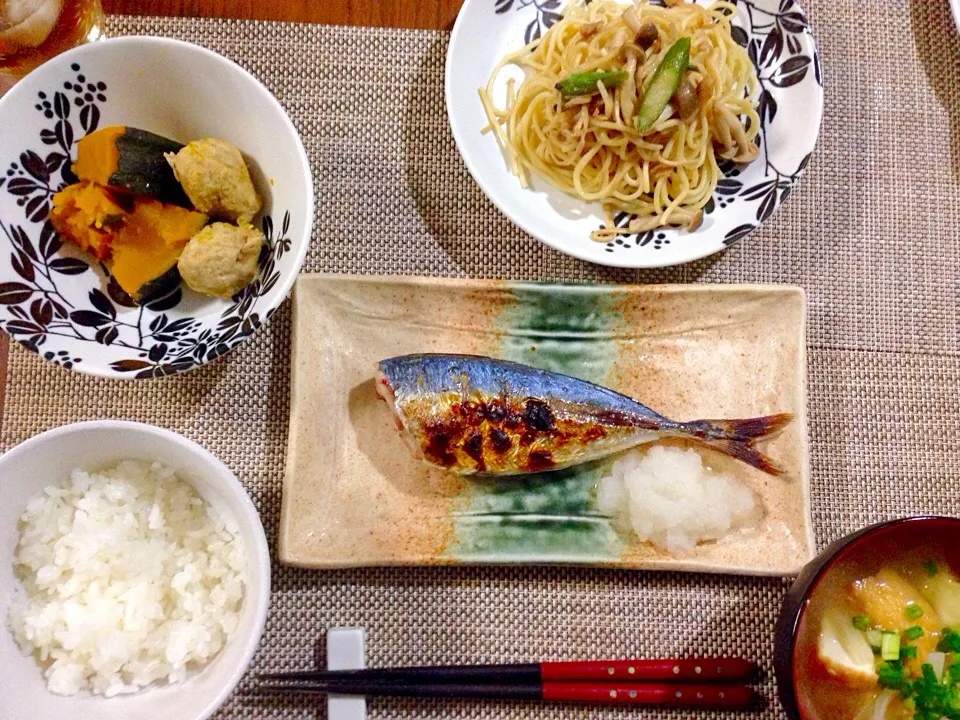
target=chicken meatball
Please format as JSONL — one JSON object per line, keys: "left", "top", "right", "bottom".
{"left": 166, "top": 138, "right": 262, "bottom": 223}
{"left": 178, "top": 222, "right": 263, "bottom": 299}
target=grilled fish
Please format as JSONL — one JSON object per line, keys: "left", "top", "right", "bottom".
{"left": 375, "top": 354, "right": 792, "bottom": 476}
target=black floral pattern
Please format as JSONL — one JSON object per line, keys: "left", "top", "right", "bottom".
{"left": 495, "top": 0, "right": 563, "bottom": 43}
{"left": 0, "top": 64, "right": 294, "bottom": 379}
{"left": 489, "top": 0, "right": 820, "bottom": 256}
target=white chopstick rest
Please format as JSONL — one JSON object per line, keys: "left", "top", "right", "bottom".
{"left": 327, "top": 627, "right": 367, "bottom": 720}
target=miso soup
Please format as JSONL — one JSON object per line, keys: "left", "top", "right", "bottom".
{"left": 793, "top": 523, "right": 960, "bottom": 720}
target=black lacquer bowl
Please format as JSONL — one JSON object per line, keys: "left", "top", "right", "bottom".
{"left": 774, "top": 516, "right": 960, "bottom": 719}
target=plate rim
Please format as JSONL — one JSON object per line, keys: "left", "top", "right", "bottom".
{"left": 444, "top": 0, "right": 825, "bottom": 269}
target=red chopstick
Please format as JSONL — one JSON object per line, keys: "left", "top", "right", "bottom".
{"left": 258, "top": 657, "right": 758, "bottom": 684}
{"left": 544, "top": 682, "right": 759, "bottom": 708}
{"left": 540, "top": 657, "right": 757, "bottom": 682}
{"left": 254, "top": 658, "right": 762, "bottom": 710}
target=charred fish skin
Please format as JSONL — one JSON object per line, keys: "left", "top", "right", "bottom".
{"left": 376, "top": 354, "right": 662, "bottom": 475}
{"left": 376, "top": 354, "right": 792, "bottom": 477}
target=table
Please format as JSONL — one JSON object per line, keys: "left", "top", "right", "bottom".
{"left": 101, "top": 0, "right": 465, "bottom": 29}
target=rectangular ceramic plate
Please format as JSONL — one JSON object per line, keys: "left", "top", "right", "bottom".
{"left": 280, "top": 276, "right": 813, "bottom": 576}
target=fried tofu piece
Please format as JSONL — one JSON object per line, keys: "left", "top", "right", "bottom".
{"left": 817, "top": 605, "right": 878, "bottom": 688}
{"left": 850, "top": 568, "right": 941, "bottom": 667}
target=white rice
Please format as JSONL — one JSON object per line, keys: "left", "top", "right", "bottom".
{"left": 7, "top": 460, "right": 247, "bottom": 697}
{"left": 596, "top": 445, "right": 758, "bottom": 555}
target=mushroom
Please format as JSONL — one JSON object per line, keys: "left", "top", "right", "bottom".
{"left": 715, "top": 105, "right": 760, "bottom": 163}
{"left": 635, "top": 22, "right": 659, "bottom": 50}
{"left": 673, "top": 76, "right": 699, "bottom": 122}
{"left": 621, "top": 6, "right": 658, "bottom": 49}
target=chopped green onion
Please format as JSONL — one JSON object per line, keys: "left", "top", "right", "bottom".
{"left": 877, "top": 659, "right": 905, "bottom": 689}
{"left": 938, "top": 627, "right": 960, "bottom": 653}
{"left": 911, "top": 663, "right": 945, "bottom": 712}
{"left": 906, "top": 604, "right": 925, "bottom": 620}
{"left": 900, "top": 645, "right": 918, "bottom": 659}
{"left": 923, "top": 560, "right": 939, "bottom": 577}
{"left": 867, "top": 629, "right": 884, "bottom": 649}
{"left": 882, "top": 631, "right": 902, "bottom": 661}
{"left": 905, "top": 625, "right": 925, "bottom": 641}
{"left": 852, "top": 615, "right": 871, "bottom": 631}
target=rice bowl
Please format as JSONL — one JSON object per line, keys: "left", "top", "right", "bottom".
{"left": 0, "top": 421, "right": 270, "bottom": 720}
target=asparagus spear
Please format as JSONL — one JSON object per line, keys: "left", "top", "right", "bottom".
{"left": 555, "top": 70, "right": 628, "bottom": 97}
{"left": 635, "top": 37, "right": 690, "bottom": 133}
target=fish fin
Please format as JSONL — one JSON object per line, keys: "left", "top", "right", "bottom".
{"left": 698, "top": 438, "right": 787, "bottom": 476}
{"left": 688, "top": 413, "right": 794, "bottom": 476}
{"left": 701, "top": 413, "right": 794, "bottom": 443}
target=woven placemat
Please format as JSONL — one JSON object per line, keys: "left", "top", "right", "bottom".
{"left": 3, "top": 3, "right": 960, "bottom": 718}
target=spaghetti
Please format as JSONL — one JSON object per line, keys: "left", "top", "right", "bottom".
{"left": 479, "top": 0, "right": 760, "bottom": 242}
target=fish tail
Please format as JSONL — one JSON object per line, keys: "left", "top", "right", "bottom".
{"left": 697, "top": 438, "right": 786, "bottom": 476}
{"left": 683, "top": 413, "right": 794, "bottom": 476}
{"left": 704, "top": 413, "right": 795, "bottom": 443}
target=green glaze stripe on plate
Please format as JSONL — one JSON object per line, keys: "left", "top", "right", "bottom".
{"left": 449, "top": 283, "right": 625, "bottom": 562}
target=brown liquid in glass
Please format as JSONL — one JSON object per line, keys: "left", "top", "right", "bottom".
{"left": 0, "top": 0, "right": 103, "bottom": 78}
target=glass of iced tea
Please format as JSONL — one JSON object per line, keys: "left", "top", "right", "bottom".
{"left": 0, "top": 0, "right": 104, "bottom": 88}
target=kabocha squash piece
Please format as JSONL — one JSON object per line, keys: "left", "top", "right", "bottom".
{"left": 73, "top": 126, "right": 190, "bottom": 206}
{"left": 108, "top": 198, "right": 208, "bottom": 303}
{"left": 165, "top": 138, "right": 262, "bottom": 223}
{"left": 178, "top": 222, "right": 263, "bottom": 299}
{"left": 49, "top": 181, "right": 128, "bottom": 261}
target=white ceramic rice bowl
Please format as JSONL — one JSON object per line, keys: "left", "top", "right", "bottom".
{"left": 0, "top": 421, "right": 270, "bottom": 720}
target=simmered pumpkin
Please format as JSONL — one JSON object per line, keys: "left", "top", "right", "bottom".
{"left": 109, "top": 198, "right": 208, "bottom": 303}
{"left": 49, "top": 181, "right": 128, "bottom": 261}
{"left": 50, "top": 179, "right": 207, "bottom": 304}
{"left": 73, "top": 126, "right": 190, "bottom": 206}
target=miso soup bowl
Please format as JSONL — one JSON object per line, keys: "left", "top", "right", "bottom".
{"left": 773, "top": 516, "right": 960, "bottom": 720}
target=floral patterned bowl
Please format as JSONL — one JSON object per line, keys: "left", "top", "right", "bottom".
{"left": 445, "top": 0, "right": 823, "bottom": 268}
{"left": 0, "top": 37, "right": 313, "bottom": 378}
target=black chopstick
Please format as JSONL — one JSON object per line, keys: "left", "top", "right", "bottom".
{"left": 257, "top": 657, "right": 759, "bottom": 685}
{"left": 251, "top": 680, "right": 762, "bottom": 709}
{"left": 252, "top": 658, "right": 763, "bottom": 710}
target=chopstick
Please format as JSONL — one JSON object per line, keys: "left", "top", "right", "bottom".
{"left": 253, "top": 658, "right": 762, "bottom": 710}
{"left": 258, "top": 657, "right": 759, "bottom": 684}
{"left": 253, "top": 680, "right": 760, "bottom": 708}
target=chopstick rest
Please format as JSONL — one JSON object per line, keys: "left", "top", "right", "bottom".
{"left": 326, "top": 628, "right": 366, "bottom": 720}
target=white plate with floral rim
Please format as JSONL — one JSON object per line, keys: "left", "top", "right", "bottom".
{"left": 445, "top": 0, "right": 823, "bottom": 268}
{"left": 0, "top": 37, "right": 313, "bottom": 379}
